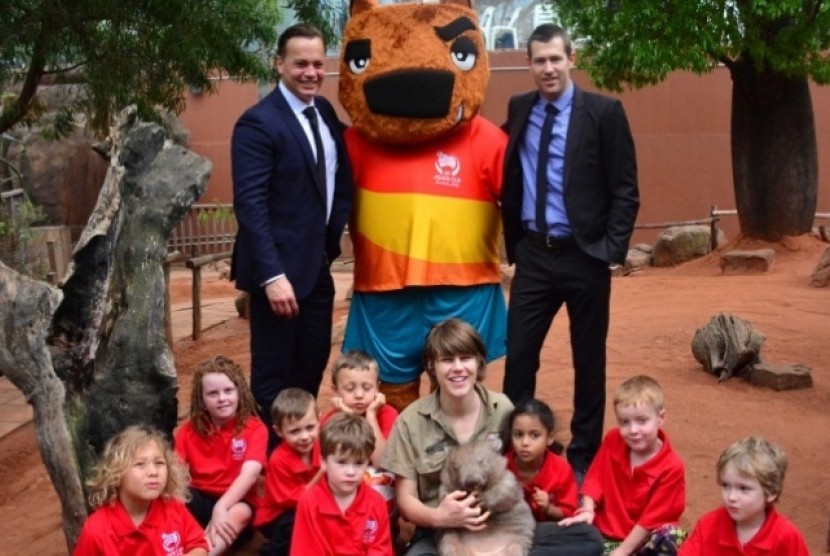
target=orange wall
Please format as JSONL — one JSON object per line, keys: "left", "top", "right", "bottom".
{"left": 180, "top": 55, "right": 830, "bottom": 244}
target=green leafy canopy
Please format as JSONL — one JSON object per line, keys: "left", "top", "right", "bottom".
{"left": 554, "top": 0, "right": 830, "bottom": 91}
{"left": 0, "top": 0, "right": 282, "bottom": 136}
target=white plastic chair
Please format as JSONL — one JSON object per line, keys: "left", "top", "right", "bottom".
{"left": 479, "top": 6, "right": 495, "bottom": 50}
{"left": 491, "top": 7, "right": 521, "bottom": 50}
{"left": 533, "top": 4, "right": 558, "bottom": 29}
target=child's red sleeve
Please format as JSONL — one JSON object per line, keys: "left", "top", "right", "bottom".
{"left": 637, "top": 459, "right": 686, "bottom": 529}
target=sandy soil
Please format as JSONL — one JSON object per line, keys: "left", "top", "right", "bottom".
{"left": 1, "top": 235, "right": 828, "bottom": 554}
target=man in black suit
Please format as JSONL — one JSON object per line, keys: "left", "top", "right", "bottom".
{"left": 501, "top": 24, "right": 639, "bottom": 478}
{"left": 231, "top": 23, "right": 353, "bottom": 442}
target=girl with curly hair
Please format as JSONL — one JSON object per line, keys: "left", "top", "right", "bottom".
{"left": 74, "top": 425, "right": 208, "bottom": 555}
{"left": 175, "top": 355, "right": 267, "bottom": 555}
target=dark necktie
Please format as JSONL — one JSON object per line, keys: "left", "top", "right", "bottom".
{"left": 302, "top": 106, "right": 326, "bottom": 187}
{"left": 535, "top": 103, "right": 559, "bottom": 233}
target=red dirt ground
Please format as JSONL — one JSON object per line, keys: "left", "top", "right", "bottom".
{"left": 1, "top": 235, "right": 828, "bottom": 554}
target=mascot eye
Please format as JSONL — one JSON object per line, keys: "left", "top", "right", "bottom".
{"left": 450, "top": 36, "right": 477, "bottom": 72}
{"left": 344, "top": 39, "right": 372, "bottom": 75}
{"left": 349, "top": 58, "right": 370, "bottom": 74}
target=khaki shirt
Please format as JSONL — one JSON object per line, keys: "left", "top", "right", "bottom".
{"left": 381, "top": 383, "right": 513, "bottom": 508}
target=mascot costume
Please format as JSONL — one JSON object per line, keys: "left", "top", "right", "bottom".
{"left": 339, "top": 0, "right": 507, "bottom": 411}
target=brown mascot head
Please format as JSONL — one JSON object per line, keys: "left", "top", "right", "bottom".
{"left": 339, "top": 0, "right": 489, "bottom": 145}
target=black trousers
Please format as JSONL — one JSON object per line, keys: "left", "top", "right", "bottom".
{"left": 249, "top": 265, "right": 334, "bottom": 448}
{"left": 258, "top": 511, "right": 295, "bottom": 556}
{"left": 503, "top": 236, "right": 610, "bottom": 474}
{"left": 404, "top": 523, "right": 603, "bottom": 556}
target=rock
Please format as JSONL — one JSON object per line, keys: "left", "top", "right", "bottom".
{"left": 691, "top": 313, "right": 764, "bottom": 381}
{"left": 747, "top": 363, "right": 813, "bottom": 391}
{"left": 652, "top": 225, "right": 726, "bottom": 267}
{"left": 810, "top": 247, "right": 830, "bottom": 287}
{"left": 632, "top": 243, "right": 653, "bottom": 254}
{"left": 719, "top": 249, "right": 775, "bottom": 274}
{"left": 625, "top": 247, "right": 652, "bottom": 271}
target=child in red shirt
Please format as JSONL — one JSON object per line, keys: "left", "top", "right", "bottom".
{"left": 256, "top": 388, "right": 323, "bottom": 556}
{"left": 561, "top": 375, "right": 686, "bottom": 555}
{"left": 680, "top": 436, "right": 809, "bottom": 556}
{"left": 504, "top": 399, "right": 578, "bottom": 521}
{"left": 320, "top": 350, "right": 398, "bottom": 466}
{"left": 74, "top": 425, "right": 208, "bottom": 556}
{"left": 175, "top": 356, "right": 267, "bottom": 554}
{"left": 291, "top": 413, "right": 394, "bottom": 556}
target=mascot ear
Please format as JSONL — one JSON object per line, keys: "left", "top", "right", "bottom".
{"left": 441, "top": 0, "right": 473, "bottom": 7}
{"left": 350, "top": 0, "right": 376, "bottom": 16}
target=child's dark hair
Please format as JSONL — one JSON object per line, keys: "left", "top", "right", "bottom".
{"left": 271, "top": 387, "right": 318, "bottom": 429}
{"left": 320, "top": 412, "right": 375, "bottom": 460}
{"left": 422, "top": 318, "right": 487, "bottom": 381}
{"left": 189, "top": 355, "right": 258, "bottom": 436}
{"left": 505, "top": 399, "right": 564, "bottom": 455}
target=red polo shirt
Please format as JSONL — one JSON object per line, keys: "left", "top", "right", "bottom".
{"left": 290, "top": 477, "right": 393, "bottom": 556}
{"left": 582, "top": 428, "right": 686, "bottom": 540}
{"left": 679, "top": 506, "right": 809, "bottom": 556}
{"left": 174, "top": 416, "right": 267, "bottom": 502}
{"left": 320, "top": 404, "right": 399, "bottom": 438}
{"left": 73, "top": 497, "right": 208, "bottom": 556}
{"left": 255, "top": 440, "right": 322, "bottom": 527}
{"left": 506, "top": 449, "right": 578, "bottom": 520}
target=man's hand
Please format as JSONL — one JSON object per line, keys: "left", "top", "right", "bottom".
{"left": 265, "top": 276, "right": 299, "bottom": 317}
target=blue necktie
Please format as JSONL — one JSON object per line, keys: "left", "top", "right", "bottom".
{"left": 536, "top": 103, "right": 558, "bottom": 233}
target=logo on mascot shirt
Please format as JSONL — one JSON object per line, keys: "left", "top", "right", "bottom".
{"left": 161, "top": 531, "right": 184, "bottom": 556}
{"left": 230, "top": 437, "right": 247, "bottom": 460}
{"left": 433, "top": 151, "right": 461, "bottom": 187}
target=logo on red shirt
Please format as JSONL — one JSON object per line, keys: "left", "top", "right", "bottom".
{"left": 161, "top": 531, "right": 183, "bottom": 555}
{"left": 433, "top": 151, "right": 461, "bottom": 187}
{"left": 362, "top": 519, "right": 379, "bottom": 544}
{"left": 230, "top": 437, "right": 248, "bottom": 460}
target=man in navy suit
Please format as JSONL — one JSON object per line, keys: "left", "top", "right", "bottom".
{"left": 231, "top": 23, "right": 353, "bottom": 443}
{"left": 501, "top": 24, "right": 639, "bottom": 479}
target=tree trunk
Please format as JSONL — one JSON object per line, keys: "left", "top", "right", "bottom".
{"left": 0, "top": 107, "right": 211, "bottom": 549}
{"left": 730, "top": 56, "right": 818, "bottom": 241}
{"left": 0, "top": 263, "right": 85, "bottom": 553}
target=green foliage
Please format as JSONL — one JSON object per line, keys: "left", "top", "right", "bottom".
{"left": 284, "top": 0, "right": 346, "bottom": 49}
{"left": 554, "top": 0, "right": 830, "bottom": 91}
{"left": 0, "top": 195, "right": 49, "bottom": 279}
{"left": 0, "top": 0, "right": 282, "bottom": 136}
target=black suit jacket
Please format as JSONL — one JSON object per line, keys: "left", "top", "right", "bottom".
{"left": 501, "top": 87, "right": 639, "bottom": 265}
{"left": 230, "top": 87, "right": 353, "bottom": 298}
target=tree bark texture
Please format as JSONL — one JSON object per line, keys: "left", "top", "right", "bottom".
{"left": 730, "top": 56, "right": 818, "bottom": 241}
{"left": 0, "top": 107, "right": 211, "bottom": 549}
{"left": 0, "top": 262, "right": 85, "bottom": 553}
{"left": 691, "top": 312, "right": 765, "bottom": 382}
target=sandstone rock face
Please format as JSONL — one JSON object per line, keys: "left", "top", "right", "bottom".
{"left": 719, "top": 248, "right": 775, "bottom": 274}
{"left": 9, "top": 129, "right": 109, "bottom": 233}
{"left": 652, "top": 225, "right": 726, "bottom": 267}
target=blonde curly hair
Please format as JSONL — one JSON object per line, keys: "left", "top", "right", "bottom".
{"left": 86, "top": 425, "right": 190, "bottom": 509}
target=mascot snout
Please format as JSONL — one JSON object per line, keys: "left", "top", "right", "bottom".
{"left": 364, "top": 70, "right": 454, "bottom": 118}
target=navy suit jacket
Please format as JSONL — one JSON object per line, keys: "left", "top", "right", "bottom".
{"left": 501, "top": 87, "right": 639, "bottom": 265}
{"left": 231, "top": 87, "right": 353, "bottom": 298}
